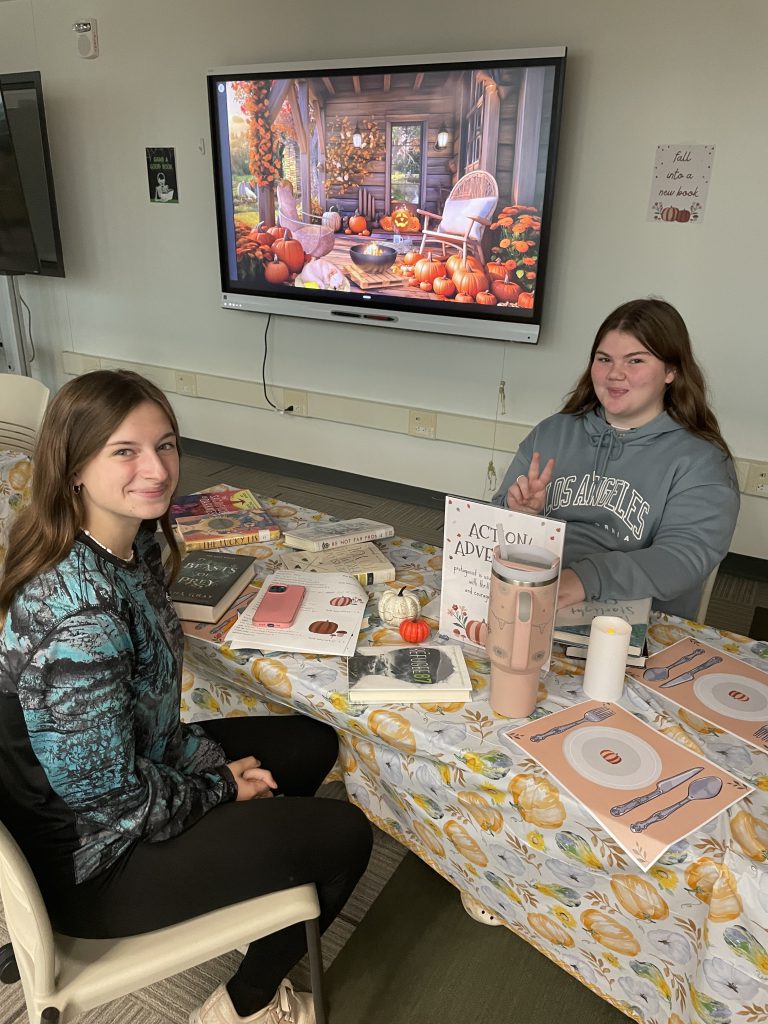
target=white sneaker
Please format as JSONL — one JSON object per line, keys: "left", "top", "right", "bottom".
{"left": 189, "top": 978, "right": 315, "bottom": 1024}
{"left": 460, "top": 891, "right": 503, "bottom": 926}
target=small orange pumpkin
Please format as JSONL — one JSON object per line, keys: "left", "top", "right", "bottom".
{"left": 308, "top": 619, "right": 337, "bottom": 634}
{"left": 518, "top": 291, "right": 535, "bottom": 309}
{"left": 419, "top": 281, "right": 433, "bottom": 292}
{"left": 348, "top": 211, "right": 367, "bottom": 234}
{"left": 453, "top": 265, "right": 489, "bottom": 297}
{"left": 580, "top": 909, "right": 640, "bottom": 956}
{"left": 610, "top": 874, "right": 669, "bottom": 921}
{"left": 264, "top": 255, "right": 290, "bottom": 284}
{"left": 399, "top": 617, "right": 430, "bottom": 643}
{"left": 527, "top": 913, "right": 574, "bottom": 947}
{"left": 491, "top": 272, "right": 521, "bottom": 304}
{"left": 432, "top": 276, "right": 456, "bottom": 298}
{"left": 475, "top": 291, "right": 497, "bottom": 305}
{"left": 414, "top": 253, "right": 447, "bottom": 285}
{"left": 402, "top": 250, "right": 422, "bottom": 267}
{"left": 272, "top": 237, "right": 305, "bottom": 274}
{"left": 454, "top": 292, "right": 475, "bottom": 303}
{"left": 267, "top": 225, "right": 287, "bottom": 240}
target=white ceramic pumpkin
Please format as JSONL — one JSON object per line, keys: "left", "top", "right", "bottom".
{"left": 378, "top": 586, "right": 420, "bottom": 626}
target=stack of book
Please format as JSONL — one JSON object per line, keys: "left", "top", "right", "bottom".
{"left": 170, "top": 488, "right": 280, "bottom": 551}
{"left": 554, "top": 597, "right": 652, "bottom": 666}
{"left": 170, "top": 550, "right": 257, "bottom": 623}
{"left": 280, "top": 518, "right": 396, "bottom": 586}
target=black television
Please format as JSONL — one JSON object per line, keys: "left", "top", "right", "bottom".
{"left": 207, "top": 47, "right": 566, "bottom": 344}
{"left": 0, "top": 71, "right": 65, "bottom": 277}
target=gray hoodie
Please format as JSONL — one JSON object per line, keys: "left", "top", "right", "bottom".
{"left": 492, "top": 409, "right": 739, "bottom": 619}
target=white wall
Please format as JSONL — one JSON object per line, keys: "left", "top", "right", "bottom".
{"left": 1, "top": 0, "right": 766, "bottom": 555}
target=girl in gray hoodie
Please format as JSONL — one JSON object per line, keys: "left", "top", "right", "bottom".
{"left": 493, "top": 298, "right": 739, "bottom": 619}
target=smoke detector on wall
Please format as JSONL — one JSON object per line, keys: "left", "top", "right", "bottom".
{"left": 73, "top": 20, "right": 98, "bottom": 59}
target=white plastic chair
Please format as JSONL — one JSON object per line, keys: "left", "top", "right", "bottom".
{"left": 0, "top": 375, "right": 49, "bottom": 455}
{"left": 0, "top": 820, "right": 327, "bottom": 1024}
{"left": 696, "top": 565, "right": 720, "bottom": 624}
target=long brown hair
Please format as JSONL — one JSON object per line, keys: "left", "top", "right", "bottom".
{"left": 0, "top": 370, "right": 182, "bottom": 619}
{"left": 560, "top": 298, "right": 732, "bottom": 457}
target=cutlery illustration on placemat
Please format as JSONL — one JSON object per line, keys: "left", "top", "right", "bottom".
{"left": 610, "top": 766, "right": 703, "bottom": 816}
{"left": 643, "top": 647, "right": 706, "bottom": 682}
{"left": 530, "top": 706, "right": 613, "bottom": 741}
{"left": 754, "top": 724, "right": 768, "bottom": 742}
{"left": 629, "top": 776, "right": 723, "bottom": 833}
{"left": 659, "top": 655, "right": 722, "bottom": 689}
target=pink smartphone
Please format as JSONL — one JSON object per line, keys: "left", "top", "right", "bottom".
{"left": 252, "top": 583, "right": 306, "bottom": 628}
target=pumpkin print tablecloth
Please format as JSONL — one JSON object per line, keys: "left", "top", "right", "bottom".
{"left": 0, "top": 450, "right": 33, "bottom": 570}
{"left": 181, "top": 493, "right": 768, "bottom": 1024}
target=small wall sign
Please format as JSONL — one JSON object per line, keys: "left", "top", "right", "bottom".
{"left": 648, "top": 144, "right": 714, "bottom": 224}
{"left": 146, "top": 147, "right": 178, "bottom": 204}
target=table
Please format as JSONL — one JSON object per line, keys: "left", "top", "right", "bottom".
{"left": 181, "top": 494, "right": 768, "bottom": 1024}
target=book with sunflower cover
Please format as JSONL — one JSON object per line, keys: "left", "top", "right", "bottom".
{"left": 170, "top": 487, "right": 263, "bottom": 520}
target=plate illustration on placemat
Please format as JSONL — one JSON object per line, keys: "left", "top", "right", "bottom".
{"left": 692, "top": 673, "right": 768, "bottom": 721}
{"left": 563, "top": 726, "right": 663, "bottom": 790}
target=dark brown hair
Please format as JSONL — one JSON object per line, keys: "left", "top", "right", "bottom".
{"left": 0, "top": 370, "right": 182, "bottom": 618}
{"left": 561, "top": 298, "right": 732, "bottom": 456}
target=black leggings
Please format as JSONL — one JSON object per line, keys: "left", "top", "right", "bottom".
{"left": 48, "top": 715, "right": 373, "bottom": 1015}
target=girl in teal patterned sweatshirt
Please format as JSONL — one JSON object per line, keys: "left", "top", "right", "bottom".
{"left": 0, "top": 371, "right": 371, "bottom": 1024}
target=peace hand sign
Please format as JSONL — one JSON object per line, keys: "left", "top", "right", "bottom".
{"left": 504, "top": 452, "right": 555, "bottom": 514}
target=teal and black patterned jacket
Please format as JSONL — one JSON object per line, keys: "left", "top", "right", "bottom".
{"left": 0, "top": 528, "right": 236, "bottom": 890}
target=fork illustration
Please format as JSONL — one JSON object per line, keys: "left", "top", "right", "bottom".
{"left": 530, "top": 706, "right": 614, "bottom": 742}
{"left": 754, "top": 724, "right": 768, "bottom": 742}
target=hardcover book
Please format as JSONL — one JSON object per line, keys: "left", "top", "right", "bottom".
{"left": 280, "top": 541, "right": 395, "bottom": 586}
{"left": 281, "top": 518, "right": 394, "bottom": 552}
{"left": 554, "top": 597, "right": 652, "bottom": 657}
{"left": 175, "top": 508, "right": 280, "bottom": 550}
{"left": 169, "top": 551, "right": 257, "bottom": 622}
{"left": 347, "top": 644, "right": 472, "bottom": 704}
{"left": 438, "top": 496, "right": 566, "bottom": 663}
{"left": 170, "top": 487, "right": 262, "bottom": 520}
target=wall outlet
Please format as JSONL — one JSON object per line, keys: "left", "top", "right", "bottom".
{"left": 174, "top": 371, "right": 198, "bottom": 397}
{"left": 744, "top": 460, "right": 768, "bottom": 497}
{"left": 283, "top": 388, "right": 308, "bottom": 416}
{"left": 408, "top": 409, "right": 437, "bottom": 439}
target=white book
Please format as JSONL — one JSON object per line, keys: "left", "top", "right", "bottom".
{"left": 280, "top": 541, "right": 395, "bottom": 586}
{"left": 225, "top": 570, "right": 368, "bottom": 658}
{"left": 438, "top": 496, "right": 566, "bottom": 667}
{"left": 347, "top": 644, "right": 472, "bottom": 704}
{"left": 281, "top": 518, "right": 394, "bottom": 551}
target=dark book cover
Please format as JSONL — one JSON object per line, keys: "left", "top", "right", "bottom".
{"left": 169, "top": 551, "right": 257, "bottom": 607}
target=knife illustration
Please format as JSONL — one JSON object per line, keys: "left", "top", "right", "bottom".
{"left": 659, "top": 655, "right": 722, "bottom": 689}
{"left": 609, "top": 766, "right": 703, "bottom": 817}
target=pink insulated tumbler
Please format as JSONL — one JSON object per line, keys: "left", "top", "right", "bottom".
{"left": 486, "top": 543, "right": 560, "bottom": 717}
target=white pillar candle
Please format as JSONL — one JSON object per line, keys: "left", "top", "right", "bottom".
{"left": 582, "top": 616, "right": 631, "bottom": 702}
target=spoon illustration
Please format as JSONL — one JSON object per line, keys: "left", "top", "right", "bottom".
{"left": 643, "top": 647, "right": 705, "bottom": 682}
{"left": 629, "top": 776, "right": 723, "bottom": 833}
{"left": 659, "top": 655, "right": 723, "bottom": 689}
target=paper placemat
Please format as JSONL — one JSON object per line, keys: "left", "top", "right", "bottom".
{"left": 627, "top": 637, "right": 768, "bottom": 751}
{"left": 505, "top": 700, "right": 752, "bottom": 870}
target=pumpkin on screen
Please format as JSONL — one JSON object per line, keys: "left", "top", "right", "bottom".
{"left": 452, "top": 265, "right": 489, "bottom": 297}
{"left": 414, "top": 253, "right": 447, "bottom": 285}
{"left": 348, "top": 211, "right": 367, "bottom": 234}
{"left": 402, "top": 250, "right": 422, "bottom": 267}
{"left": 272, "top": 236, "right": 305, "bottom": 274}
{"left": 264, "top": 256, "right": 290, "bottom": 284}
{"left": 491, "top": 272, "right": 521, "bottom": 304}
{"left": 433, "top": 276, "right": 456, "bottom": 298}
{"left": 518, "top": 291, "right": 535, "bottom": 309}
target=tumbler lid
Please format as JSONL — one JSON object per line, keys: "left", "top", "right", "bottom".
{"left": 491, "top": 543, "right": 560, "bottom": 584}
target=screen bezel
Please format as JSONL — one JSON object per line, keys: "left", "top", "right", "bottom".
{"left": 0, "top": 70, "right": 66, "bottom": 278}
{"left": 207, "top": 47, "right": 566, "bottom": 344}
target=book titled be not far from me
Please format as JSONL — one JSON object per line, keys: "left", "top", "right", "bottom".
{"left": 281, "top": 518, "right": 394, "bottom": 552}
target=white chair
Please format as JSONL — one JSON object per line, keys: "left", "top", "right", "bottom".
{"left": 696, "top": 565, "right": 720, "bottom": 624}
{"left": 0, "top": 375, "right": 49, "bottom": 455}
{"left": 276, "top": 180, "right": 336, "bottom": 258}
{"left": 417, "top": 170, "right": 499, "bottom": 264}
{"left": 0, "top": 820, "right": 327, "bottom": 1024}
